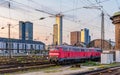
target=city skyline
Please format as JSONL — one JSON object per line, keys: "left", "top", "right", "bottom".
{"left": 70, "top": 28, "right": 91, "bottom": 45}
{"left": 0, "top": 0, "right": 119, "bottom": 45}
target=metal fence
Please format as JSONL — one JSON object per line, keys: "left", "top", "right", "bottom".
{"left": 0, "top": 48, "right": 49, "bottom": 56}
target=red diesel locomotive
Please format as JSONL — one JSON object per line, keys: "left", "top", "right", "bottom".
{"left": 49, "top": 46, "right": 102, "bottom": 64}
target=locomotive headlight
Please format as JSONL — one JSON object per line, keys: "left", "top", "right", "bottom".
{"left": 46, "top": 56, "right": 48, "bottom": 59}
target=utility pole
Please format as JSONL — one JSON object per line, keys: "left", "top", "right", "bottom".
{"left": 83, "top": 6, "right": 104, "bottom": 50}
{"left": 8, "top": 0, "right": 11, "bottom": 58}
{"left": 101, "top": 11, "right": 104, "bottom": 50}
{"left": 8, "top": 24, "right": 11, "bottom": 58}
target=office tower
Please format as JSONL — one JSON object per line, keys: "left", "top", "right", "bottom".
{"left": 19, "top": 21, "right": 33, "bottom": 40}
{"left": 53, "top": 24, "right": 58, "bottom": 45}
{"left": 56, "top": 15, "right": 63, "bottom": 45}
{"left": 81, "top": 28, "right": 90, "bottom": 44}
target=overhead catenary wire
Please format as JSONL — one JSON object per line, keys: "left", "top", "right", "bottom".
{"left": 87, "top": 0, "right": 95, "bottom": 5}
{"left": 4, "top": 0, "right": 110, "bottom": 24}
{"left": 89, "top": 0, "right": 111, "bottom": 6}
{"left": 59, "top": 0, "right": 62, "bottom": 13}
{"left": 115, "top": 0, "right": 120, "bottom": 10}
{"left": 0, "top": 0, "right": 8, "bottom": 5}
{"left": 61, "top": 0, "right": 111, "bottom": 14}
{"left": 86, "top": 0, "right": 111, "bottom": 32}
{"left": 85, "top": 0, "right": 111, "bottom": 17}
{"left": 95, "top": 0, "right": 111, "bottom": 17}
{"left": 0, "top": 0, "right": 111, "bottom": 25}
{"left": 72, "top": 0, "right": 75, "bottom": 21}
{"left": 1, "top": 0, "right": 112, "bottom": 21}
{"left": 7, "top": 0, "right": 76, "bottom": 23}
{"left": 0, "top": 0, "right": 42, "bottom": 22}
{"left": 27, "top": 0, "right": 58, "bottom": 15}
{"left": 0, "top": 0, "right": 112, "bottom": 32}
{"left": 0, "top": 0, "right": 115, "bottom": 42}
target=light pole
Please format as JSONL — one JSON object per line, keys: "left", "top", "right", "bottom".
{"left": 40, "top": 15, "right": 63, "bottom": 46}
{"left": 83, "top": 6, "right": 104, "bottom": 50}
{"left": 39, "top": 16, "right": 53, "bottom": 20}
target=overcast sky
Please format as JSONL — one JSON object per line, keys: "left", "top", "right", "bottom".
{"left": 0, "top": 0, "right": 119, "bottom": 45}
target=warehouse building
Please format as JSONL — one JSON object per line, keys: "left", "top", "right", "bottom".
{"left": 87, "top": 39, "right": 115, "bottom": 50}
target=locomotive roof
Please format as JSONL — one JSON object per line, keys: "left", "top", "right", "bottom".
{"left": 56, "top": 45, "right": 86, "bottom": 48}
{"left": 56, "top": 45, "right": 101, "bottom": 50}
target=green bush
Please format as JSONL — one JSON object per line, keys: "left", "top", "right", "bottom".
{"left": 82, "top": 61, "right": 100, "bottom": 66}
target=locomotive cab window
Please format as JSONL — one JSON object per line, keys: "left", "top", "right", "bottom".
{"left": 96, "top": 49, "right": 102, "bottom": 52}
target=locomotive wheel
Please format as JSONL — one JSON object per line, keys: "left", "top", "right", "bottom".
{"left": 49, "top": 59, "right": 53, "bottom": 64}
{"left": 90, "top": 56, "right": 93, "bottom": 60}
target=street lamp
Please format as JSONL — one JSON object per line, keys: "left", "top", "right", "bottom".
{"left": 39, "top": 16, "right": 56, "bottom": 46}
{"left": 83, "top": 6, "right": 104, "bottom": 50}
{"left": 39, "top": 17, "right": 46, "bottom": 20}
{"left": 39, "top": 16, "right": 53, "bottom": 20}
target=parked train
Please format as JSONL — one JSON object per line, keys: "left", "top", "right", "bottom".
{"left": 49, "top": 45, "right": 102, "bottom": 64}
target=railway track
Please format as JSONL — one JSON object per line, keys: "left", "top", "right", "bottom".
{"left": 0, "top": 62, "right": 55, "bottom": 74}
{"left": 70, "top": 66, "right": 120, "bottom": 75}
{"left": 87, "top": 66, "right": 120, "bottom": 75}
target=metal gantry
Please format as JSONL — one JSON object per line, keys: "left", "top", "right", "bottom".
{"left": 83, "top": 6, "right": 104, "bottom": 50}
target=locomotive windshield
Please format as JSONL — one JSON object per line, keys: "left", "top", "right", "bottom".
{"left": 96, "top": 49, "right": 102, "bottom": 52}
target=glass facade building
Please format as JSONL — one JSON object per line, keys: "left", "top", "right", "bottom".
{"left": 19, "top": 21, "right": 33, "bottom": 40}
{"left": 81, "top": 28, "right": 91, "bottom": 45}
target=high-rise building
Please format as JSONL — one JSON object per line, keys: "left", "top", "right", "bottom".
{"left": 88, "top": 35, "right": 91, "bottom": 43}
{"left": 70, "top": 31, "right": 81, "bottom": 45}
{"left": 81, "top": 28, "right": 90, "bottom": 44}
{"left": 53, "top": 15, "right": 63, "bottom": 45}
{"left": 70, "top": 28, "right": 91, "bottom": 45}
{"left": 53, "top": 24, "right": 58, "bottom": 45}
{"left": 25, "top": 21, "right": 33, "bottom": 40}
{"left": 19, "top": 21, "right": 33, "bottom": 40}
{"left": 56, "top": 15, "right": 63, "bottom": 45}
